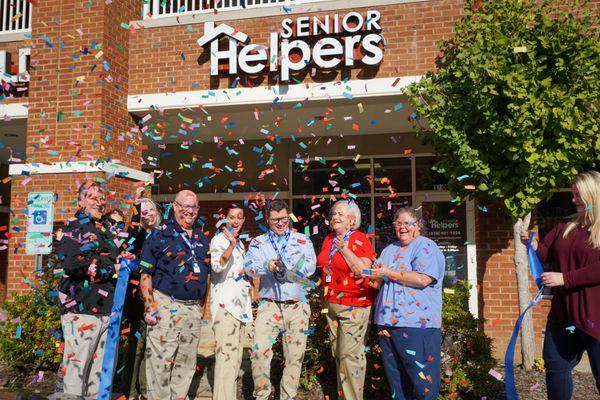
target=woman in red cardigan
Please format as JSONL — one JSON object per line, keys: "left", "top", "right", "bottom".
{"left": 521, "top": 170, "right": 600, "bottom": 400}
{"left": 317, "top": 199, "right": 376, "bottom": 400}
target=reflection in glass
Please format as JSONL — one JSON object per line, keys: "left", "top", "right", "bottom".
{"left": 374, "top": 196, "right": 411, "bottom": 254}
{"left": 292, "top": 159, "right": 371, "bottom": 195}
{"left": 537, "top": 192, "right": 576, "bottom": 238}
{"left": 415, "top": 156, "right": 448, "bottom": 191}
{"left": 374, "top": 157, "right": 412, "bottom": 194}
{"left": 292, "top": 197, "right": 372, "bottom": 253}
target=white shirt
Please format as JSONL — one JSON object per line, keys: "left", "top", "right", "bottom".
{"left": 210, "top": 232, "right": 253, "bottom": 323}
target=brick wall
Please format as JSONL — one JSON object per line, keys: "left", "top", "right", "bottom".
{"left": 4, "top": 0, "right": 142, "bottom": 298}
{"left": 476, "top": 202, "right": 551, "bottom": 360}
{"left": 128, "top": 0, "right": 466, "bottom": 94}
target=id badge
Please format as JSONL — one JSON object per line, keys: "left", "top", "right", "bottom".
{"left": 325, "top": 275, "right": 332, "bottom": 283}
{"left": 193, "top": 261, "right": 201, "bottom": 273}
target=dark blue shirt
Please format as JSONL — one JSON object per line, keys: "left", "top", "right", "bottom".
{"left": 140, "top": 218, "right": 209, "bottom": 301}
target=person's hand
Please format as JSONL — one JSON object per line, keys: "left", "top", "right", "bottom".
{"left": 133, "top": 186, "right": 147, "bottom": 204}
{"left": 334, "top": 236, "right": 348, "bottom": 252}
{"left": 144, "top": 306, "right": 160, "bottom": 325}
{"left": 370, "top": 261, "right": 390, "bottom": 279}
{"left": 223, "top": 228, "right": 237, "bottom": 246}
{"left": 268, "top": 259, "right": 280, "bottom": 272}
{"left": 541, "top": 272, "right": 564, "bottom": 287}
{"left": 519, "top": 229, "right": 538, "bottom": 250}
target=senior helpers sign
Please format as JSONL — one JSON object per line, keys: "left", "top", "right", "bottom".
{"left": 198, "top": 10, "right": 384, "bottom": 81}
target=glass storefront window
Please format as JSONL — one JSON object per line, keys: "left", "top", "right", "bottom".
{"left": 374, "top": 196, "right": 411, "bottom": 253}
{"left": 292, "top": 159, "right": 371, "bottom": 195}
{"left": 374, "top": 157, "right": 412, "bottom": 194}
{"left": 421, "top": 201, "right": 468, "bottom": 287}
{"left": 415, "top": 156, "right": 448, "bottom": 191}
{"left": 536, "top": 192, "right": 576, "bottom": 238}
{"left": 292, "top": 197, "right": 371, "bottom": 253}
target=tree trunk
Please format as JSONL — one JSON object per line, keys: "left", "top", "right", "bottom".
{"left": 513, "top": 214, "right": 536, "bottom": 370}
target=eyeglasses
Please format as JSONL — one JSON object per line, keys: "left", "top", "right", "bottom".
{"left": 393, "top": 221, "right": 417, "bottom": 227}
{"left": 269, "top": 216, "right": 290, "bottom": 224}
{"left": 175, "top": 201, "right": 199, "bottom": 212}
{"left": 141, "top": 209, "right": 156, "bottom": 216}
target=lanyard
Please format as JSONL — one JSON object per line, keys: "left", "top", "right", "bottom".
{"left": 327, "top": 229, "right": 353, "bottom": 266}
{"left": 325, "top": 230, "right": 353, "bottom": 279}
{"left": 180, "top": 230, "right": 199, "bottom": 267}
{"left": 268, "top": 230, "right": 291, "bottom": 261}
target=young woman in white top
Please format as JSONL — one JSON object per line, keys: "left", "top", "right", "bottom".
{"left": 210, "top": 204, "right": 253, "bottom": 400}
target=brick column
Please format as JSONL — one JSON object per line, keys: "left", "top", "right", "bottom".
{"left": 6, "top": 0, "right": 141, "bottom": 298}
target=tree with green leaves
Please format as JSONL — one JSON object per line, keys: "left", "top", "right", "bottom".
{"left": 406, "top": 0, "right": 599, "bottom": 369}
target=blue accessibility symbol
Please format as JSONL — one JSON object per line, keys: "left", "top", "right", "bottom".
{"left": 32, "top": 210, "right": 48, "bottom": 225}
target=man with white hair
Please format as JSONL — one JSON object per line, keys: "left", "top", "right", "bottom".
{"left": 140, "top": 190, "right": 209, "bottom": 400}
{"left": 57, "top": 180, "right": 120, "bottom": 398}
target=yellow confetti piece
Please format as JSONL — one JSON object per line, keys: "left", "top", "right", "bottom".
{"left": 418, "top": 371, "right": 427, "bottom": 380}
{"left": 513, "top": 46, "right": 527, "bottom": 53}
{"left": 358, "top": 103, "right": 364, "bottom": 113}
{"left": 289, "top": 213, "right": 298, "bottom": 223}
{"left": 95, "top": 50, "right": 104, "bottom": 59}
{"left": 443, "top": 288, "right": 455, "bottom": 294}
{"left": 11, "top": 12, "right": 22, "bottom": 21}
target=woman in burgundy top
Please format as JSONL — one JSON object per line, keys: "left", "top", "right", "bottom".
{"left": 317, "top": 200, "right": 376, "bottom": 400}
{"left": 521, "top": 170, "right": 600, "bottom": 400}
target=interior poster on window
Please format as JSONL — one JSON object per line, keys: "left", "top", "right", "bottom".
{"left": 422, "top": 201, "right": 468, "bottom": 286}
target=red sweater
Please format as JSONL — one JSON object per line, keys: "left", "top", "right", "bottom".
{"left": 317, "top": 230, "right": 377, "bottom": 307}
{"left": 537, "top": 221, "right": 600, "bottom": 340}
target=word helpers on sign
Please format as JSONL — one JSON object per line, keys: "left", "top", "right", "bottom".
{"left": 197, "top": 10, "right": 385, "bottom": 82}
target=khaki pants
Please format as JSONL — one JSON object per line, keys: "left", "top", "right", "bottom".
{"left": 212, "top": 309, "right": 246, "bottom": 400}
{"left": 251, "top": 300, "right": 310, "bottom": 400}
{"left": 325, "top": 302, "right": 371, "bottom": 400}
{"left": 60, "top": 313, "right": 110, "bottom": 398}
{"left": 146, "top": 291, "right": 202, "bottom": 400}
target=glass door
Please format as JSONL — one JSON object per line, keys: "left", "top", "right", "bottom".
{"left": 415, "top": 193, "right": 478, "bottom": 316}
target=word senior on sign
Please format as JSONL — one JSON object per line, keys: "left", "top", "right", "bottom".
{"left": 198, "top": 10, "right": 385, "bottom": 81}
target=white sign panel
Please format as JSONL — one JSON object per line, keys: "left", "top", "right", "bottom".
{"left": 197, "top": 10, "right": 385, "bottom": 81}
{"left": 26, "top": 191, "right": 54, "bottom": 255}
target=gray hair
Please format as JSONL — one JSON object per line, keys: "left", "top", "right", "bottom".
{"left": 330, "top": 200, "right": 362, "bottom": 230}
{"left": 393, "top": 207, "right": 424, "bottom": 229}
{"left": 78, "top": 181, "right": 106, "bottom": 201}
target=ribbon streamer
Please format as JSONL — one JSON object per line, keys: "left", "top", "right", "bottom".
{"left": 504, "top": 235, "right": 545, "bottom": 399}
{"left": 97, "top": 258, "right": 136, "bottom": 400}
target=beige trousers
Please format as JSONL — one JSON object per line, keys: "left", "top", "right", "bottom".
{"left": 212, "top": 309, "right": 246, "bottom": 400}
{"left": 325, "top": 302, "right": 371, "bottom": 400}
{"left": 251, "top": 300, "right": 310, "bottom": 400}
{"left": 60, "top": 313, "right": 110, "bottom": 398}
{"left": 145, "top": 290, "right": 202, "bottom": 400}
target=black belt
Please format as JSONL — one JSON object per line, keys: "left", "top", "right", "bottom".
{"left": 263, "top": 298, "right": 298, "bottom": 305}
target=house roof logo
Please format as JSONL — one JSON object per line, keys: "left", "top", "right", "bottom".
{"left": 197, "top": 21, "right": 249, "bottom": 47}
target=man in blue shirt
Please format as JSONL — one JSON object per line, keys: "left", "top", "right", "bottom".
{"left": 244, "top": 199, "right": 316, "bottom": 400}
{"left": 140, "top": 190, "right": 209, "bottom": 400}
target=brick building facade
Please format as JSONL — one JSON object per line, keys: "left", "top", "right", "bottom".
{"left": 0, "top": 0, "right": 597, "bottom": 361}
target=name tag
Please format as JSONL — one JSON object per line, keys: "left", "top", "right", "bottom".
{"left": 193, "top": 260, "right": 201, "bottom": 274}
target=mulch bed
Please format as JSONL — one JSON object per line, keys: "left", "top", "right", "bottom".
{"left": 2, "top": 363, "right": 599, "bottom": 399}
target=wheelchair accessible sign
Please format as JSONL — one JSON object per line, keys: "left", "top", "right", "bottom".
{"left": 26, "top": 191, "right": 54, "bottom": 255}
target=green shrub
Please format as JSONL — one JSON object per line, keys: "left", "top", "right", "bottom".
{"left": 0, "top": 256, "right": 62, "bottom": 387}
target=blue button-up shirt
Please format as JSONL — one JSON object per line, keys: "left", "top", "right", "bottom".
{"left": 374, "top": 236, "right": 445, "bottom": 328}
{"left": 140, "top": 218, "right": 209, "bottom": 301}
{"left": 244, "top": 230, "right": 316, "bottom": 302}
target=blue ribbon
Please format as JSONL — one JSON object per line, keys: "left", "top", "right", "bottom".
{"left": 97, "top": 258, "right": 136, "bottom": 400}
{"left": 504, "top": 234, "right": 545, "bottom": 399}
{"left": 527, "top": 232, "right": 544, "bottom": 290}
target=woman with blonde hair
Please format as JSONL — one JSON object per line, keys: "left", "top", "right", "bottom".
{"left": 520, "top": 170, "right": 600, "bottom": 400}
{"left": 122, "top": 189, "right": 163, "bottom": 400}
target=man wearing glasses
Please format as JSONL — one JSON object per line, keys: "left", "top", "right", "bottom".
{"left": 139, "top": 190, "right": 209, "bottom": 400}
{"left": 57, "top": 180, "right": 121, "bottom": 398}
{"left": 244, "top": 199, "right": 317, "bottom": 400}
